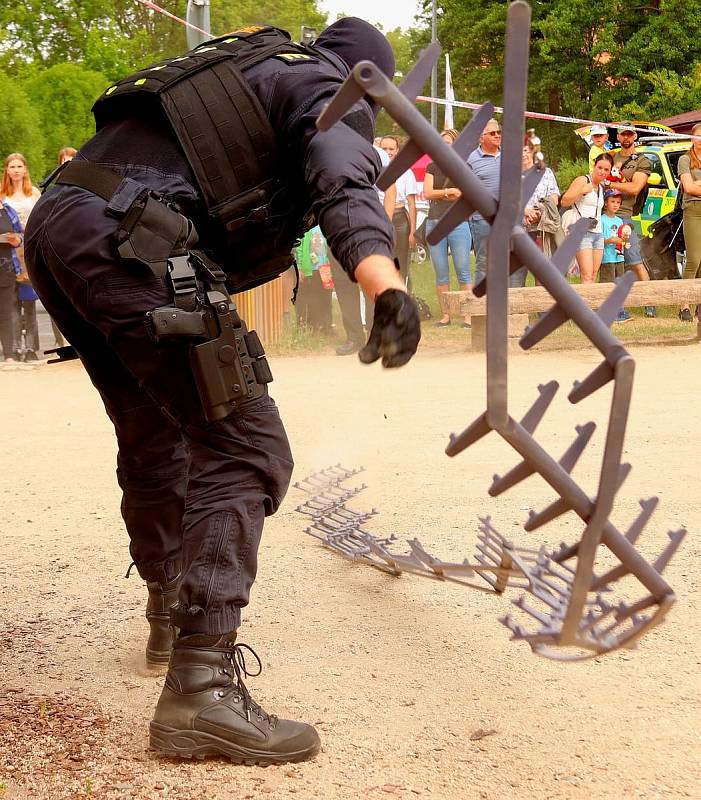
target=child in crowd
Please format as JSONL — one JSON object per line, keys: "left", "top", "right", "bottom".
{"left": 600, "top": 188, "right": 631, "bottom": 323}
{"left": 588, "top": 125, "right": 611, "bottom": 171}
{"left": 294, "top": 225, "right": 333, "bottom": 332}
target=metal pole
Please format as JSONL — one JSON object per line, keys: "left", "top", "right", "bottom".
{"left": 186, "top": 0, "right": 211, "bottom": 49}
{"left": 430, "top": 0, "right": 437, "bottom": 129}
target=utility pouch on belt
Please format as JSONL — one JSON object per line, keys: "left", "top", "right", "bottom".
{"left": 54, "top": 160, "right": 271, "bottom": 420}
{"left": 115, "top": 193, "right": 194, "bottom": 278}
{"left": 148, "top": 252, "right": 273, "bottom": 422}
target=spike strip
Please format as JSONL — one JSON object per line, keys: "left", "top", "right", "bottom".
{"left": 313, "top": 0, "right": 684, "bottom": 659}
{"left": 296, "top": 469, "right": 536, "bottom": 592}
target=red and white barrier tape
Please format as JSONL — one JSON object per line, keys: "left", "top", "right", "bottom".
{"left": 417, "top": 94, "right": 689, "bottom": 139}
{"left": 134, "top": 0, "right": 209, "bottom": 36}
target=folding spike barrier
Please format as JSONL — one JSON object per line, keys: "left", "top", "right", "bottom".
{"left": 311, "top": 0, "right": 685, "bottom": 660}
{"left": 296, "top": 467, "right": 539, "bottom": 593}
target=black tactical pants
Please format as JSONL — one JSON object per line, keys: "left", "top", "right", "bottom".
{"left": 25, "top": 178, "right": 294, "bottom": 635}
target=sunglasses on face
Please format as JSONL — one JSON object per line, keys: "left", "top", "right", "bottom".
{"left": 485, "top": 131, "right": 502, "bottom": 136}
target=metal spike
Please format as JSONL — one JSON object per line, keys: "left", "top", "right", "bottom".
{"left": 560, "top": 422, "right": 597, "bottom": 473}
{"left": 471, "top": 251, "right": 532, "bottom": 299}
{"left": 423, "top": 104, "right": 502, "bottom": 242}
{"left": 596, "top": 271, "right": 637, "bottom": 328}
{"left": 520, "top": 381, "right": 560, "bottom": 433}
{"left": 568, "top": 361, "right": 615, "bottom": 404}
{"left": 551, "top": 218, "right": 591, "bottom": 274}
{"left": 377, "top": 141, "right": 423, "bottom": 190}
{"left": 446, "top": 412, "right": 492, "bottom": 457}
{"left": 525, "top": 498, "right": 571, "bottom": 531}
{"left": 652, "top": 529, "right": 687, "bottom": 573}
{"left": 426, "top": 199, "right": 476, "bottom": 245}
{"left": 521, "top": 168, "right": 545, "bottom": 214}
{"left": 316, "top": 68, "right": 368, "bottom": 131}
{"left": 452, "top": 103, "right": 496, "bottom": 159}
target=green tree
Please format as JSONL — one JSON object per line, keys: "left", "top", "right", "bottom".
{"left": 25, "top": 64, "right": 108, "bottom": 174}
{"left": 614, "top": 64, "right": 701, "bottom": 121}
{"left": 210, "top": 0, "right": 327, "bottom": 41}
{"left": 0, "top": 74, "right": 44, "bottom": 179}
{"left": 407, "top": 0, "right": 700, "bottom": 163}
{"left": 0, "top": 1, "right": 186, "bottom": 76}
{"left": 0, "top": 1, "right": 330, "bottom": 82}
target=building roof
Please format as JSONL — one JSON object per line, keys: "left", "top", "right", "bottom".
{"left": 654, "top": 109, "right": 701, "bottom": 133}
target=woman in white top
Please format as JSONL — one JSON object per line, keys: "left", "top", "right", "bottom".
{"left": 560, "top": 152, "right": 613, "bottom": 283}
{"left": 1, "top": 153, "right": 41, "bottom": 226}
{"left": 1, "top": 153, "right": 41, "bottom": 359}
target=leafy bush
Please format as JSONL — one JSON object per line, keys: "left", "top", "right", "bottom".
{"left": 555, "top": 158, "right": 590, "bottom": 193}
{"left": 24, "top": 63, "right": 107, "bottom": 175}
{"left": 0, "top": 73, "right": 44, "bottom": 180}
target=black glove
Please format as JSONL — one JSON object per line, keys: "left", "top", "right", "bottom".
{"left": 359, "top": 289, "right": 421, "bottom": 368}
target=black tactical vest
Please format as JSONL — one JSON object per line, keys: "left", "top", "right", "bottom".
{"left": 92, "top": 25, "right": 313, "bottom": 292}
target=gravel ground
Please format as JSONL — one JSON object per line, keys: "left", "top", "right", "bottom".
{"left": 1, "top": 343, "right": 699, "bottom": 799}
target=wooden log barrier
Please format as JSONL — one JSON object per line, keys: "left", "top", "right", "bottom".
{"left": 446, "top": 278, "right": 701, "bottom": 351}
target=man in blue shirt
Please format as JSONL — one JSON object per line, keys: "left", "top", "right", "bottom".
{"left": 467, "top": 118, "right": 527, "bottom": 287}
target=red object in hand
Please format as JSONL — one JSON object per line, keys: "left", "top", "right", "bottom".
{"left": 616, "top": 223, "right": 633, "bottom": 255}
{"left": 608, "top": 167, "right": 626, "bottom": 183}
{"left": 318, "top": 263, "right": 334, "bottom": 290}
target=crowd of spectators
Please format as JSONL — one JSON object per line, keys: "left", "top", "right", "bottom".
{"left": 2, "top": 121, "right": 700, "bottom": 365}
{"left": 300, "top": 117, "right": 701, "bottom": 347}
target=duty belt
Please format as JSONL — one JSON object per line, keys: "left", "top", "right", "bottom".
{"left": 47, "top": 160, "right": 273, "bottom": 420}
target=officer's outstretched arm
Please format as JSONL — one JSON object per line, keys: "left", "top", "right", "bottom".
{"left": 355, "top": 255, "right": 421, "bottom": 368}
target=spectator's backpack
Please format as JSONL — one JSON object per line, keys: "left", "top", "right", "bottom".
{"left": 91, "top": 26, "right": 313, "bottom": 292}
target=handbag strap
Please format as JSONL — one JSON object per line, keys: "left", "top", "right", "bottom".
{"left": 573, "top": 174, "right": 603, "bottom": 218}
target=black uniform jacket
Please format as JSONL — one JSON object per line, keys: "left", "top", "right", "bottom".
{"left": 80, "top": 41, "right": 395, "bottom": 280}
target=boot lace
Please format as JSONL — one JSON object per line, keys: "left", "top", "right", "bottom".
{"left": 226, "top": 643, "right": 278, "bottom": 728}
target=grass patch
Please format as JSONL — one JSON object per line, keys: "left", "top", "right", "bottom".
{"left": 408, "top": 255, "right": 697, "bottom": 349}
{"left": 266, "top": 313, "right": 337, "bottom": 358}
{"left": 265, "top": 255, "right": 697, "bottom": 357}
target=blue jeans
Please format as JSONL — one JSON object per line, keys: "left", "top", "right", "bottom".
{"left": 426, "top": 219, "right": 472, "bottom": 285}
{"left": 469, "top": 217, "right": 490, "bottom": 286}
{"left": 470, "top": 217, "right": 527, "bottom": 287}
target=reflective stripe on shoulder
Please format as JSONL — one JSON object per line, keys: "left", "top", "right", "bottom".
{"left": 271, "top": 52, "right": 317, "bottom": 64}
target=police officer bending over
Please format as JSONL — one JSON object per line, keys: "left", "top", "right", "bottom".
{"left": 25, "top": 18, "right": 420, "bottom": 765}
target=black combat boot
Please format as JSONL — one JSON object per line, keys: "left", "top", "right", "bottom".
{"left": 145, "top": 577, "right": 179, "bottom": 665}
{"left": 149, "top": 633, "right": 321, "bottom": 764}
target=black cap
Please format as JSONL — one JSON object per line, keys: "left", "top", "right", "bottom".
{"left": 313, "top": 17, "right": 395, "bottom": 80}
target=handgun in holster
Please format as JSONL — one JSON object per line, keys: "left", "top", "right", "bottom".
{"left": 147, "top": 254, "right": 273, "bottom": 422}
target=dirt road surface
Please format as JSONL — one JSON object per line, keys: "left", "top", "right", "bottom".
{"left": 1, "top": 343, "right": 699, "bottom": 799}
